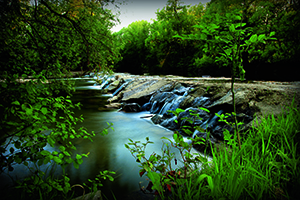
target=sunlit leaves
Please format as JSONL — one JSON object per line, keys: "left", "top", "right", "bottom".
{"left": 11, "top": 101, "right": 20, "bottom": 106}
{"left": 41, "top": 107, "right": 48, "bottom": 115}
{"left": 250, "top": 34, "right": 258, "bottom": 43}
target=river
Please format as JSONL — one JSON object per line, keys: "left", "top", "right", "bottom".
{"left": 0, "top": 77, "right": 211, "bottom": 200}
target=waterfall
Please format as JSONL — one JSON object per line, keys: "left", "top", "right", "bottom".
{"left": 112, "top": 82, "right": 129, "bottom": 97}
{"left": 158, "top": 96, "right": 186, "bottom": 115}
{"left": 98, "top": 76, "right": 114, "bottom": 90}
{"left": 183, "top": 87, "right": 194, "bottom": 96}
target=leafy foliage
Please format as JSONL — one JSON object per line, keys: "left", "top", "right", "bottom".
{"left": 112, "top": 0, "right": 299, "bottom": 80}
{"left": 0, "top": 0, "right": 119, "bottom": 199}
{"left": 113, "top": 20, "right": 151, "bottom": 74}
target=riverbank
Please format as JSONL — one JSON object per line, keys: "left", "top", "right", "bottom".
{"left": 90, "top": 72, "right": 300, "bottom": 199}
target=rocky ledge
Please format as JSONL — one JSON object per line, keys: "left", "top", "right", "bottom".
{"left": 98, "top": 73, "right": 300, "bottom": 155}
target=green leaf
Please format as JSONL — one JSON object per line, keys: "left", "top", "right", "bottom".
{"left": 225, "top": 48, "right": 232, "bottom": 56}
{"left": 47, "top": 137, "right": 55, "bottom": 146}
{"left": 258, "top": 34, "right": 266, "bottom": 41}
{"left": 229, "top": 24, "right": 235, "bottom": 32}
{"left": 269, "top": 31, "right": 275, "bottom": 37}
{"left": 249, "top": 34, "right": 258, "bottom": 42}
{"left": 73, "top": 162, "right": 79, "bottom": 169}
{"left": 43, "top": 157, "right": 50, "bottom": 165}
{"left": 77, "top": 158, "right": 83, "bottom": 165}
{"left": 12, "top": 101, "right": 20, "bottom": 106}
{"left": 65, "top": 157, "right": 73, "bottom": 164}
{"left": 25, "top": 108, "right": 33, "bottom": 116}
{"left": 199, "top": 107, "right": 210, "bottom": 113}
{"left": 59, "top": 146, "right": 65, "bottom": 152}
{"left": 235, "top": 15, "right": 242, "bottom": 20}
{"left": 63, "top": 151, "right": 71, "bottom": 156}
{"left": 53, "top": 156, "right": 62, "bottom": 164}
{"left": 41, "top": 107, "right": 48, "bottom": 115}
{"left": 37, "top": 159, "right": 44, "bottom": 166}
{"left": 41, "top": 150, "right": 50, "bottom": 156}
{"left": 76, "top": 154, "right": 82, "bottom": 160}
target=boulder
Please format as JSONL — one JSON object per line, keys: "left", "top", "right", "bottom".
{"left": 157, "top": 82, "right": 177, "bottom": 92}
{"left": 177, "top": 107, "right": 210, "bottom": 128}
{"left": 148, "top": 92, "right": 178, "bottom": 114}
{"left": 121, "top": 103, "right": 142, "bottom": 112}
{"left": 178, "top": 95, "right": 195, "bottom": 109}
{"left": 151, "top": 114, "right": 163, "bottom": 124}
{"left": 141, "top": 102, "right": 152, "bottom": 111}
{"left": 160, "top": 116, "right": 178, "bottom": 130}
{"left": 121, "top": 80, "right": 170, "bottom": 105}
{"left": 208, "top": 88, "right": 255, "bottom": 109}
{"left": 191, "top": 96, "right": 211, "bottom": 108}
{"left": 105, "top": 103, "right": 122, "bottom": 109}
{"left": 107, "top": 91, "right": 123, "bottom": 103}
{"left": 150, "top": 92, "right": 177, "bottom": 104}
{"left": 171, "top": 83, "right": 188, "bottom": 95}
{"left": 106, "top": 80, "right": 120, "bottom": 92}
{"left": 188, "top": 87, "right": 206, "bottom": 98}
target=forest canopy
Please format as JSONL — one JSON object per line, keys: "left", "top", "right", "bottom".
{"left": 113, "top": 0, "right": 300, "bottom": 81}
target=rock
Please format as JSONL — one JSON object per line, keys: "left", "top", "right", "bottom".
{"left": 208, "top": 88, "right": 255, "bottom": 113}
{"left": 159, "top": 95, "right": 187, "bottom": 115}
{"left": 106, "top": 80, "right": 120, "bottom": 92}
{"left": 189, "top": 87, "right": 206, "bottom": 98}
{"left": 141, "top": 102, "right": 152, "bottom": 111}
{"left": 172, "top": 83, "right": 188, "bottom": 95}
{"left": 149, "top": 101, "right": 161, "bottom": 114}
{"left": 151, "top": 114, "right": 163, "bottom": 124}
{"left": 148, "top": 92, "right": 178, "bottom": 114}
{"left": 105, "top": 103, "right": 122, "bottom": 109}
{"left": 191, "top": 96, "right": 211, "bottom": 108}
{"left": 121, "top": 80, "right": 170, "bottom": 105}
{"left": 121, "top": 103, "right": 142, "bottom": 112}
{"left": 150, "top": 92, "right": 177, "bottom": 104}
{"left": 157, "top": 82, "right": 177, "bottom": 92}
{"left": 160, "top": 116, "right": 178, "bottom": 130}
{"left": 178, "top": 95, "right": 195, "bottom": 109}
{"left": 177, "top": 107, "right": 210, "bottom": 129}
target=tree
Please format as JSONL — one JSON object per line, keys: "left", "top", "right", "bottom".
{"left": 113, "top": 20, "right": 151, "bottom": 74}
{"left": 174, "top": 9, "right": 276, "bottom": 150}
{"left": 0, "top": 0, "right": 120, "bottom": 198}
{"left": 144, "top": 0, "right": 203, "bottom": 76}
{"left": 203, "top": 0, "right": 300, "bottom": 80}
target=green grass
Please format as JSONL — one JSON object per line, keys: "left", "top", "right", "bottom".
{"left": 156, "top": 96, "right": 300, "bottom": 200}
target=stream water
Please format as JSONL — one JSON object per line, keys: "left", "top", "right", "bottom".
{"left": 0, "top": 78, "right": 211, "bottom": 200}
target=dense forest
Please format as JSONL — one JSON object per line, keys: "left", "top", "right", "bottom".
{"left": 112, "top": 0, "right": 300, "bottom": 81}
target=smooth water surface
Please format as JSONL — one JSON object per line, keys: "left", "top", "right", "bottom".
{"left": 0, "top": 78, "right": 211, "bottom": 200}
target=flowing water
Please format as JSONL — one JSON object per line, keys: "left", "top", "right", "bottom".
{"left": 0, "top": 78, "right": 212, "bottom": 200}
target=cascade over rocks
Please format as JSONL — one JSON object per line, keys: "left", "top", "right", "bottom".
{"left": 100, "top": 73, "right": 300, "bottom": 154}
